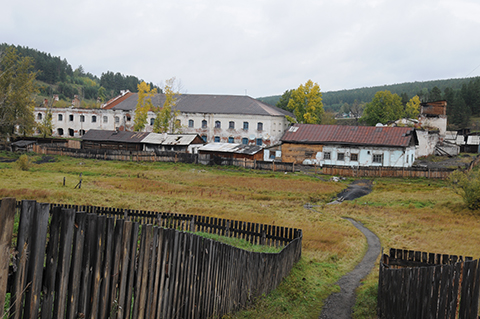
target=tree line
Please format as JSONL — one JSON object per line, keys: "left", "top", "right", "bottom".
{"left": 0, "top": 43, "right": 160, "bottom": 104}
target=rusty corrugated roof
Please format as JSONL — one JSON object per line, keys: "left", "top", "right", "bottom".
{"left": 281, "top": 124, "right": 415, "bottom": 147}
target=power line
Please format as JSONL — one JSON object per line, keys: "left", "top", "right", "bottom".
{"left": 466, "top": 63, "right": 480, "bottom": 77}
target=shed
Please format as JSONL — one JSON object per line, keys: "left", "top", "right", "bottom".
{"left": 81, "top": 130, "right": 148, "bottom": 151}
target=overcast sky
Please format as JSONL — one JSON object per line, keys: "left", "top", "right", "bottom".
{"left": 3, "top": 0, "right": 480, "bottom": 98}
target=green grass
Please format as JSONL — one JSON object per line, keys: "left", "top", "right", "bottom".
{"left": 191, "top": 231, "right": 283, "bottom": 253}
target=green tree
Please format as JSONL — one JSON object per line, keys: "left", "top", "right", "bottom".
{"left": 97, "top": 86, "right": 107, "bottom": 103}
{"left": 287, "top": 80, "right": 324, "bottom": 124}
{"left": 134, "top": 81, "right": 157, "bottom": 131}
{"left": 361, "top": 90, "right": 403, "bottom": 125}
{"left": 0, "top": 46, "right": 38, "bottom": 137}
{"left": 404, "top": 95, "right": 421, "bottom": 119}
{"left": 276, "top": 89, "right": 293, "bottom": 111}
{"left": 153, "top": 77, "right": 182, "bottom": 133}
{"left": 448, "top": 169, "right": 480, "bottom": 210}
{"left": 37, "top": 101, "right": 53, "bottom": 138}
{"left": 429, "top": 86, "right": 442, "bottom": 101}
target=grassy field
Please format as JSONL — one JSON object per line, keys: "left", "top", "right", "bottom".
{"left": 1, "top": 152, "right": 479, "bottom": 318}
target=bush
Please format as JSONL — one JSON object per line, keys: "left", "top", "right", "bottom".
{"left": 16, "top": 154, "right": 30, "bottom": 171}
{"left": 448, "top": 169, "right": 480, "bottom": 210}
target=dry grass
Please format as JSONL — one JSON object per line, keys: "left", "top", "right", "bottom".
{"left": 1, "top": 153, "right": 479, "bottom": 318}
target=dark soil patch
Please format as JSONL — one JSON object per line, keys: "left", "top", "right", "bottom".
{"left": 34, "top": 155, "right": 56, "bottom": 164}
{"left": 336, "top": 180, "right": 373, "bottom": 201}
{"left": 0, "top": 157, "right": 16, "bottom": 163}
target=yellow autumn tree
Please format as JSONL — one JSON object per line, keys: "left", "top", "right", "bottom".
{"left": 287, "top": 80, "right": 324, "bottom": 124}
{"left": 153, "top": 77, "right": 182, "bottom": 133}
{"left": 404, "top": 95, "right": 421, "bottom": 119}
{"left": 134, "top": 81, "right": 157, "bottom": 131}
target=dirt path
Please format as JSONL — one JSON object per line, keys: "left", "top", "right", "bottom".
{"left": 319, "top": 218, "right": 381, "bottom": 319}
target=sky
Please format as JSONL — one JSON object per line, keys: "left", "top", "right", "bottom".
{"left": 2, "top": 0, "right": 480, "bottom": 98}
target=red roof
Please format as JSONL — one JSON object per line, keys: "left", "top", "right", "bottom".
{"left": 281, "top": 124, "right": 416, "bottom": 147}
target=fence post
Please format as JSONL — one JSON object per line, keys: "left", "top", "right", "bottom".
{"left": 190, "top": 216, "right": 195, "bottom": 232}
{"left": 0, "top": 197, "right": 16, "bottom": 318}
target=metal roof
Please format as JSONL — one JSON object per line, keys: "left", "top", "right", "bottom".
{"left": 110, "top": 93, "right": 292, "bottom": 117}
{"left": 159, "top": 134, "right": 204, "bottom": 146}
{"left": 198, "top": 143, "right": 263, "bottom": 155}
{"left": 281, "top": 124, "right": 416, "bottom": 147}
{"left": 467, "top": 135, "right": 480, "bottom": 145}
{"left": 82, "top": 129, "right": 149, "bottom": 143}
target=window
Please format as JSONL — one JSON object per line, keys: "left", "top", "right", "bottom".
{"left": 337, "top": 153, "right": 345, "bottom": 161}
{"left": 214, "top": 136, "right": 220, "bottom": 142}
{"left": 58, "top": 114, "right": 63, "bottom": 121}
{"left": 69, "top": 115, "right": 74, "bottom": 121}
{"left": 351, "top": 153, "right": 358, "bottom": 161}
{"left": 188, "top": 119, "right": 194, "bottom": 128}
{"left": 68, "top": 128, "right": 74, "bottom": 136}
{"left": 215, "top": 120, "right": 221, "bottom": 128}
{"left": 57, "top": 128, "right": 64, "bottom": 136}
{"left": 228, "top": 137, "right": 234, "bottom": 143}
{"left": 242, "top": 138, "right": 248, "bottom": 145}
{"left": 243, "top": 122, "right": 249, "bottom": 130}
{"left": 104, "top": 116, "right": 108, "bottom": 123}
{"left": 324, "top": 152, "right": 331, "bottom": 160}
{"left": 229, "top": 121, "right": 235, "bottom": 129}
{"left": 80, "top": 115, "right": 85, "bottom": 122}
{"left": 115, "top": 116, "right": 120, "bottom": 123}
{"left": 91, "top": 115, "right": 97, "bottom": 123}
{"left": 257, "top": 122, "right": 263, "bottom": 131}
{"left": 37, "top": 113, "right": 42, "bottom": 120}
{"left": 202, "top": 120, "right": 207, "bottom": 128}
{"left": 79, "top": 129, "right": 85, "bottom": 136}
{"left": 150, "top": 118, "right": 154, "bottom": 125}
{"left": 201, "top": 135, "right": 207, "bottom": 142}
{"left": 126, "top": 115, "right": 131, "bottom": 122}
{"left": 256, "top": 138, "right": 262, "bottom": 146}
{"left": 373, "top": 154, "right": 383, "bottom": 164}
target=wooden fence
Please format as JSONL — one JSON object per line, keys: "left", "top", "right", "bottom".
{"left": 32, "top": 144, "right": 461, "bottom": 179}
{"left": 47, "top": 202, "right": 300, "bottom": 247}
{"left": 378, "top": 248, "right": 480, "bottom": 319}
{"left": 1, "top": 198, "right": 302, "bottom": 319}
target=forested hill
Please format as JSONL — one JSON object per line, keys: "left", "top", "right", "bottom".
{"left": 0, "top": 43, "right": 160, "bottom": 105}
{"left": 257, "top": 77, "right": 478, "bottom": 111}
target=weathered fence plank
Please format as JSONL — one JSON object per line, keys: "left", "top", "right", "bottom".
{"left": 0, "top": 198, "right": 16, "bottom": 318}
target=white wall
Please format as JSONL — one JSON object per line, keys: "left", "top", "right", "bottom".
{"left": 302, "top": 145, "right": 416, "bottom": 167}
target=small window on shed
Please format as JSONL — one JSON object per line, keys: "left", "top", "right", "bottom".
{"left": 351, "top": 153, "right": 358, "bottom": 161}
{"left": 337, "top": 153, "right": 345, "bottom": 161}
{"left": 324, "top": 152, "right": 331, "bottom": 160}
{"left": 373, "top": 154, "right": 383, "bottom": 164}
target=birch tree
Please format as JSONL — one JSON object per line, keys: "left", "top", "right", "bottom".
{"left": 134, "top": 81, "right": 157, "bottom": 131}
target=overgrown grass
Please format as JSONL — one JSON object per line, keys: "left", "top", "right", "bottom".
{"left": 1, "top": 152, "right": 479, "bottom": 318}
{"left": 192, "top": 231, "right": 283, "bottom": 253}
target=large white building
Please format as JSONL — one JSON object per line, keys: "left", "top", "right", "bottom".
{"left": 34, "top": 92, "right": 292, "bottom": 147}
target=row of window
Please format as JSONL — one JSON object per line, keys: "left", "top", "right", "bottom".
{"left": 212, "top": 136, "right": 263, "bottom": 145}
{"left": 324, "top": 152, "right": 382, "bottom": 163}
{"left": 39, "top": 113, "right": 266, "bottom": 131}
{"left": 191, "top": 120, "right": 263, "bottom": 131}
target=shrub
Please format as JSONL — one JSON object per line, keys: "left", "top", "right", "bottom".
{"left": 16, "top": 154, "right": 30, "bottom": 171}
{"left": 448, "top": 169, "right": 480, "bottom": 210}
